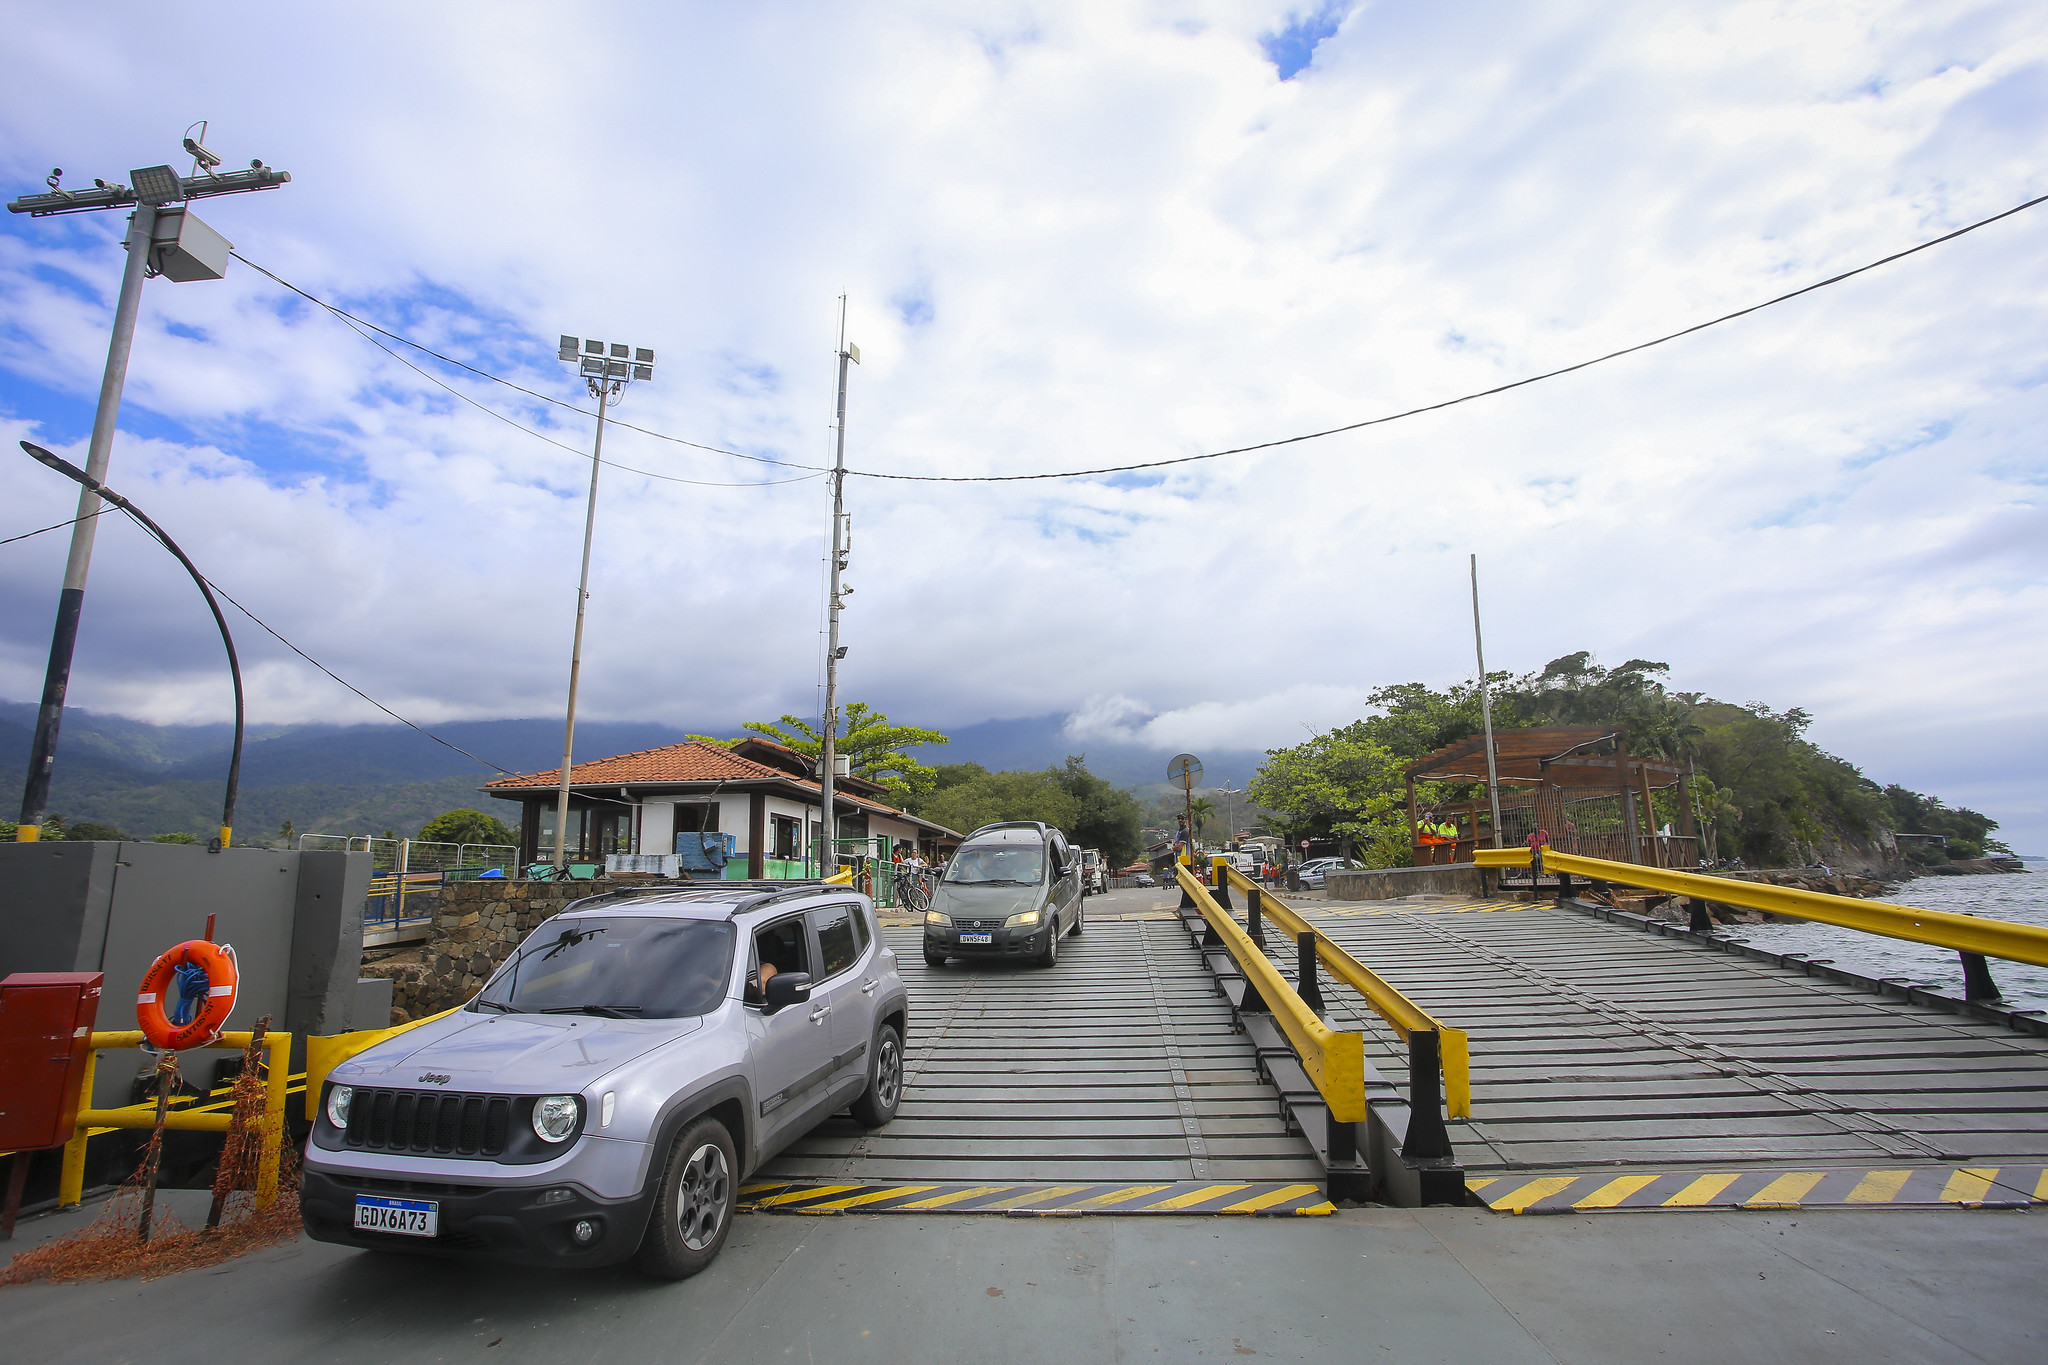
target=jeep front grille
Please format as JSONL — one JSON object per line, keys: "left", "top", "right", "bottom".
{"left": 345, "top": 1089, "right": 513, "bottom": 1158}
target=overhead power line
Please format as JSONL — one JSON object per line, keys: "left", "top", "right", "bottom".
{"left": 0, "top": 506, "right": 109, "bottom": 548}
{"left": 233, "top": 186, "right": 2047, "bottom": 487}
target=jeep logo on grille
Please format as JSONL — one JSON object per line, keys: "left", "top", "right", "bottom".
{"left": 417, "top": 1073, "right": 451, "bottom": 1085}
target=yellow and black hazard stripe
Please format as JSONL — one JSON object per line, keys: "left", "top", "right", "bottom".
{"left": 739, "top": 1180, "right": 1334, "bottom": 1216}
{"left": 1471, "top": 1166, "right": 2048, "bottom": 1213}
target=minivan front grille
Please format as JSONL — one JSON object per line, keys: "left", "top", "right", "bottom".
{"left": 345, "top": 1089, "right": 514, "bottom": 1158}
{"left": 954, "top": 918, "right": 1005, "bottom": 931}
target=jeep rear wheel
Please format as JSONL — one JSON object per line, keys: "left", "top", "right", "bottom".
{"left": 636, "top": 1116, "right": 736, "bottom": 1280}
{"left": 849, "top": 1021, "right": 903, "bottom": 1128}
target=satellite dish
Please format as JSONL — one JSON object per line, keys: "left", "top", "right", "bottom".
{"left": 1166, "top": 753, "right": 1204, "bottom": 791}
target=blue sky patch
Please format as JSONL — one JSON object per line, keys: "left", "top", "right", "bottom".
{"left": 1261, "top": 3, "right": 1351, "bottom": 81}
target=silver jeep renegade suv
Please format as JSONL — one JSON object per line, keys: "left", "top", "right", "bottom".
{"left": 302, "top": 883, "right": 908, "bottom": 1278}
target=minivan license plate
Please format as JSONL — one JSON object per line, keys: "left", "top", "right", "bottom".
{"left": 958, "top": 932, "right": 993, "bottom": 945}
{"left": 354, "top": 1195, "right": 438, "bottom": 1237}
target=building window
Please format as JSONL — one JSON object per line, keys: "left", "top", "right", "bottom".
{"left": 771, "top": 814, "right": 801, "bottom": 860}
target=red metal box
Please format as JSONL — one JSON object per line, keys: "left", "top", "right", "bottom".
{"left": 0, "top": 973, "right": 104, "bottom": 1150}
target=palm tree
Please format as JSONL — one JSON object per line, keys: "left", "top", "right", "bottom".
{"left": 1189, "top": 797, "right": 1216, "bottom": 842}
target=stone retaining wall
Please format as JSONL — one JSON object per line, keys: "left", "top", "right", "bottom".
{"left": 358, "top": 879, "right": 689, "bottom": 1023}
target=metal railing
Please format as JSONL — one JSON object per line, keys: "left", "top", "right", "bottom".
{"left": 1214, "top": 860, "right": 1471, "bottom": 1120}
{"left": 1474, "top": 846, "right": 2048, "bottom": 999}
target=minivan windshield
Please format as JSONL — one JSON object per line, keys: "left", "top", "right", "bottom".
{"left": 473, "top": 917, "right": 735, "bottom": 1019}
{"left": 944, "top": 845, "right": 1045, "bottom": 886}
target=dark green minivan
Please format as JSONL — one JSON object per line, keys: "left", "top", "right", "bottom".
{"left": 922, "top": 821, "right": 1083, "bottom": 968}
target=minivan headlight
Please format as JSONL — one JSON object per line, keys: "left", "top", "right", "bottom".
{"left": 1004, "top": 909, "right": 1042, "bottom": 928}
{"left": 532, "top": 1094, "right": 580, "bottom": 1143}
{"left": 925, "top": 910, "right": 950, "bottom": 925}
{"left": 326, "top": 1083, "right": 352, "bottom": 1129}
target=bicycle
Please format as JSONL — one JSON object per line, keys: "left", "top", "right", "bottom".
{"left": 895, "top": 868, "right": 935, "bottom": 914}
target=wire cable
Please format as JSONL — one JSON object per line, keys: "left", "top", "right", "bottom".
{"left": 305, "top": 293, "right": 820, "bottom": 489}
{"left": 0, "top": 506, "right": 109, "bottom": 547}
{"left": 231, "top": 252, "right": 822, "bottom": 473}
{"left": 847, "top": 188, "right": 2048, "bottom": 482}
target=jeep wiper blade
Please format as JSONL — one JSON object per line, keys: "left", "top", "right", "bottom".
{"left": 472, "top": 999, "right": 520, "bottom": 1013}
{"left": 539, "top": 1004, "right": 643, "bottom": 1018}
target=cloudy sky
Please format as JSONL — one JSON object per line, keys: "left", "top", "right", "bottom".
{"left": 1, "top": 2, "right": 2043, "bottom": 847}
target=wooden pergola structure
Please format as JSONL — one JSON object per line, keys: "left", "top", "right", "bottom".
{"left": 1402, "top": 726, "right": 1697, "bottom": 869}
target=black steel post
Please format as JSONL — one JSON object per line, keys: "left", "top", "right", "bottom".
{"left": 1212, "top": 860, "right": 1233, "bottom": 910}
{"left": 1296, "top": 931, "right": 1323, "bottom": 1011}
{"left": 21, "top": 443, "right": 244, "bottom": 846}
{"left": 1400, "top": 1029, "right": 1454, "bottom": 1160}
{"left": 1247, "top": 887, "right": 1265, "bottom": 947}
{"left": 1327, "top": 1108, "right": 1357, "bottom": 1163}
{"left": 1556, "top": 870, "right": 1572, "bottom": 903}
{"left": 1961, "top": 952, "right": 2002, "bottom": 1002}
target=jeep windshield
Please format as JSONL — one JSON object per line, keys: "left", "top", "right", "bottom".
{"left": 944, "top": 846, "right": 1044, "bottom": 885}
{"left": 473, "top": 917, "right": 736, "bottom": 1019}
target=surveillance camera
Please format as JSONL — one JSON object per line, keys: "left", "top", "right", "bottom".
{"left": 183, "top": 137, "right": 222, "bottom": 170}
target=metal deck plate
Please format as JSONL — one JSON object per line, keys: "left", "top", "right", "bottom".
{"left": 757, "top": 919, "right": 1323, "bottom": 1191}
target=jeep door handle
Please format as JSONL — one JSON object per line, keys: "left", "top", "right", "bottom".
{"left": 860, "top": 979, "right": 879, "bottom": 995}
{"left": 810, "top": 1005, "right": 831, "bottom": 1023}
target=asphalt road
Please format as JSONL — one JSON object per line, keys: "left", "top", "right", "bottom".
{"left": 6, "top": 1190, "right": 2043, "bottom": 1364}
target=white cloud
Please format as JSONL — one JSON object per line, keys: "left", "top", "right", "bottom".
{"left": 0, "top": 1, "right": 2043, "bottom": 846}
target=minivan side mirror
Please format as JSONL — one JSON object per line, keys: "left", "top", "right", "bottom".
{"left": 764, "top": 971, "right": 812, "bottom": 1014}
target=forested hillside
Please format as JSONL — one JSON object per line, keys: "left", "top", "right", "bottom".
{"left": 1248, "top": 652, "right": 2007, "bottom": 872}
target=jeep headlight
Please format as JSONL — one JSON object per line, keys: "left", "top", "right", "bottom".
{"left": 532, "top": 1094, "right": 580, "bottom": 1143}
{"left": 326, "top": 1083, "right": 352, "bottom": 1129}
{"left": 1005, "top": 909, "right": 1042, "bottom": 928}
{"left": 925, "top": 910, "right": 950, "bottom": 926}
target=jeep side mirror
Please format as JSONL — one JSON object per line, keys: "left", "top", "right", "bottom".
{"left": 764, "top": 971, "right": 812, "bottom": 1014}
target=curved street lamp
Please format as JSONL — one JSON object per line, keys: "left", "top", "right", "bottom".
{"left": 20, "top": 440, "right": 244, "bottom": 849}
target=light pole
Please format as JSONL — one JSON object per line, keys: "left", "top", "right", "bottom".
{"left": 548, "top": 337, "right": 654, "bottom": 869}
{"left": 817, "top": 300, "right": 858, "bottom": 876}
{"left": 20, "top": 441, "right": 244, "bottom": 848}
{"left": 6, "top": 130, "right": 288, "bottom": 841}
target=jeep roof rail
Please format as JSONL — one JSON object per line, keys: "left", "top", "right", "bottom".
{"left": 560, "top": 880, "right": 839, "bottom": 917}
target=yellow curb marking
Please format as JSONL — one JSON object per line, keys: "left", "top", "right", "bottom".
{"left": 1745, "top": 1172, "right": 1825, "bottom": 1207}
{"left": 1219, "top": 1184, "right": 1322, "bottom": 1214}
{"left": 1490, "top": 1176, "right": 1578, "bottom": 1212}
{"left": 1844, "top": 1170, "right": 1912, "bottom": 1204}
{"left": 803, "top": 1185, "right": 939, "bottom": 1211}
{"left": 1663, "top": 1173, "right": 1741, "bottom": 1207}
{"left": 1941, "top": 1168, "right": 1999, "bottom": 1204}
{"left": 1145, "top": 1183, "right": 1253, "bottom": 1211}
{"left": 894, "top": 1186, "right": 1015, "bottom": 1211}
{"left": 754, "top": 1184, "right": 861, "bottom": 1207}
{"left": 1071, "top": 1183, "right": 1175, "bottom": 1210}
{"left": 983, "top": 1185, "right": 1093, "bottom": 1210}
{"left": 1573, "top": 1174, "right": 1661, "bottom": 1209}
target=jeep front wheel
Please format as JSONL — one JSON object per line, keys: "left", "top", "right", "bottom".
{"left": 636, "top": 1116, "right": 736, "bottom": 1280}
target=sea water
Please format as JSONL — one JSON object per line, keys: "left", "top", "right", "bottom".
{"left": 1720, "top": 862, "right": 2048, "bottom": 1012}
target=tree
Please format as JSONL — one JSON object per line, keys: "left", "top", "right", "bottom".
{"left": 60, "top": 818, "right": 128, "bottom": 841}
{"left": 923, "top": 769, "right": 1076, "bottom": 837}
{"left": 737, "top": 703, "right": 950, "bottom": 808}
{"left": 1188, "top": 797, "right": 1215, "bottom": 839}
{"left": 152, "top": 831, "right": 199, "bottom": 845}
{"left": 418, "top": 808, "right": 519, "bottom": 847}
{"left": 1050, "top": 756, "right": 1145, "bottom": 865}
{"left": 278, "top": 818, "right": 297, "bottom": 848}
{"left": 1248, "top": 727, "right": 1408, "bottom": 862}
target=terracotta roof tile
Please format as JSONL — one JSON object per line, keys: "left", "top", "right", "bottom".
{"left": 483, "top": 740, "right": 783, "bottom": 789}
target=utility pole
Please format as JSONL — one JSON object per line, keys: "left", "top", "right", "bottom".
{"left": 1470, "top": 553, "right": 1503, "bottom": 848}
{"left": 7, "top": 129, "right": 288, "bottom": 842}
{"left": 549, "top": 338, "right": 655, "bottom": 870}
{"left": 819, "top": 298, "right": 858, "bottom": 876}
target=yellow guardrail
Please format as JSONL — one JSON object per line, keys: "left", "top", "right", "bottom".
{"left": 60, "top": 1030, "right": 292, "bottom": 1209}
{"left": 1177, "top": 864, "right": 1366, "bottom": 1122}
{"left": 302, "top": 1007, "right": 461, "bottom": 1120}
{"left": 1473, "top": 847, "right": 2048, "bottom": 969}
{"left": 1216, "top": 863, "right": 1471, "bottom": 1119}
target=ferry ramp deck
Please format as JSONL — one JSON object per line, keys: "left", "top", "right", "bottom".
{"left": 755, "top": 888, "right": 2048, "bottom": 1215}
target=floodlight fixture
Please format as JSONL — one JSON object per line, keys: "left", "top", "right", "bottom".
{"left": 632, "top": 364, "right": 653, "bottom": 381}
{"left": 130, "top": 164, "right": 183, "bottom": 206}
{"left": 558, "top": 334, "right": 579, "bottom": 361}
{"left": 634, "top": 347, "right": 654, "bottom": 364}
{"left": 609, "top": 342, "right": 628, "bottom": 359}
{"left": 584, "top": 338, "right": 604, "bottom": 354}
{"left": 845, "top": 342, "right": 860, "bottom": 364}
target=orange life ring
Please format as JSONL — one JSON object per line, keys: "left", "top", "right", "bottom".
{"left": 136, "top": 939, "right": 239, "bottom": 1050}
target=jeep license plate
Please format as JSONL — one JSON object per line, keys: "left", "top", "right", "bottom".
{"left": 354, "top": 1195, "right": 438, "bottom": 1237}
{"left": 958, "top": 932, "right": 993, "bottom": 945}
